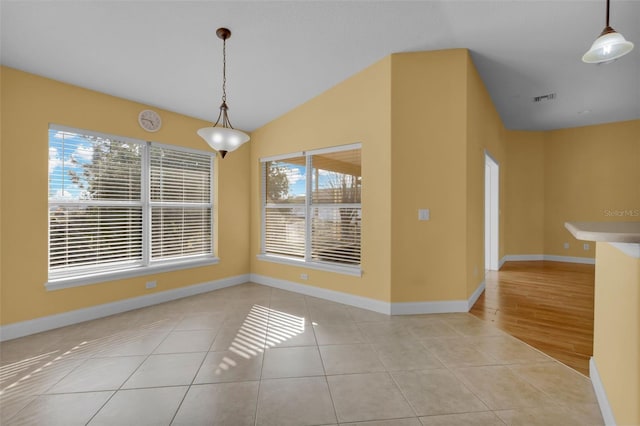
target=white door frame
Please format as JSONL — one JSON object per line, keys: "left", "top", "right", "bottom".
{"left": 485, "top": 151, "right": 500, "bottom": 271}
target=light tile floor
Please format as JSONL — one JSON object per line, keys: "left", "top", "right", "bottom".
{"left": 0, "top": 283, "right": 604, "bottom": 425}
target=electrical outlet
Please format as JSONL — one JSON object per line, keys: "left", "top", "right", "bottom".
{"left": 145, "top": 281, "right": 157, "bottom": 289}
{"left": 563, "top": 242, "right": 570, "bottom": 249}
{"left": 583, "top": 243, "right": 590, "bottom": 251}
{"left": 300, "top": 273, "right": 308, "bottom": 280}
{"left": 418, "top": 209, "right": 430, "bottom": 221}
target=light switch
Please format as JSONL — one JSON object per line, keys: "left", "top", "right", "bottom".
{"left": 418, "top": 209, "right": 430, "bottom": 221}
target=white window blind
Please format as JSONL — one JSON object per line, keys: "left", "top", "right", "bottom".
{"left": 48, "top": 126, "right": 215, "bottom": 282}
{"left": 310, "top": 148, "right": 361, "bottom": 266}
{"left": 264, "top": 156, "right": 307, "bottom": 258}
{"left": 150, "top": 145, "right": 213, "bottom": 261}
{"left": 261, "top": 144, "right": 361, "bottom": 270}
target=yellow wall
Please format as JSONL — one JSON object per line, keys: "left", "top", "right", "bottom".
{"left": 2, "top": 54, "right": 637, "bottom": 328}
{"left": 504, "top": 130, "right": 546, "bottom": 255}
{"left": 544, "top": 121, "right": 640, "bottom": 257}
{"left": 3, "top": 50, "right": 637, "bottom": 426}
{"left": 249, "top": 56, "right": 393, "bottom": 302}
{"left": 593, "top": 242, "right": 640, "bottom": 425}
{"left": 390, "top": 50, "right": 468, "bottom": 302}
{"left": 504, "top": 120, "right": 639, "bottom": 259}
{"left": 0, "top": 67, "right": 250, "bottom": 325}
{"left": 465, "top": 53, "right": 507, "bottom": 298}
{"left": 250, "top": 49, "right": 509, "bottom": 304}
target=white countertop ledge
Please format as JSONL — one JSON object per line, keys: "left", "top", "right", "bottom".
{"left": 565, "top": 221, "right": 640, "bottom": 244}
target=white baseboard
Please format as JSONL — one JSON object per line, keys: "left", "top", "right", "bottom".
{"left": 504, "top": 254, "right": 545, "bottom": 262}
{"left": 0, "top": 274, "right": 250, "bottom": 342}
{"left": 251, "top": 274, "right": 485, "bottom": 316}
{"left": 499, "top": 256, "right": 507, "bottom": 269}
{"left": 467, "top": 280, "right": 486, "bottom": 310}
{"left": 0, "top": 273, "right": 487, "bottom": 341}
{"left": 390, "top": 300, "right": 467, "bottom": 315}
{"left": 544, "top": 255, "right": 595, "bottom": 264}
{"left": 590, "top": 357, "right": 617, "bottom": 426}
{"left": 391, "top": 280, "right": 485, "bottom": 315}
{"left": 250, "top": 273, "right": 391, "bottom": 314}
{"left": 503, "top": 254, "right": 595, "bottom": 265}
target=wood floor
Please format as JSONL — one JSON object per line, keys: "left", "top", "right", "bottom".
{"left": 470, "top": 261, "right": 595, "bottom": 376}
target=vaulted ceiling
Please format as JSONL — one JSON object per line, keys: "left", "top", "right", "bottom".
{"left": 2, "top": 1, "right": 639, "bottom": 132}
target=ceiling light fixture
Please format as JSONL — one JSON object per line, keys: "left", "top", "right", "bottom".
{"left": 198, "top": 27, "right": 250, "bottom": 158}
{"left": 582, "top": 0, "right": 634, "bottom": 64}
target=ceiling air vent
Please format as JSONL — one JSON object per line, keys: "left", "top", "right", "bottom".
{"left": 533, "top": 93, "right": 557, "bottom": 103}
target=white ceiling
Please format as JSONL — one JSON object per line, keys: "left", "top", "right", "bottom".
{"left": 2, "top": 1, "right": 639, "bottom": 132}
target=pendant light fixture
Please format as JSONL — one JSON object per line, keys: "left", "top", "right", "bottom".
{"left": 582, "top": 0, "right": 634, "bottom": 64}
{"left": 198, "top": 27, "right": 250, "bottom": 158}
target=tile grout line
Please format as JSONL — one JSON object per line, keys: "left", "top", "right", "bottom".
{"left": 1, "top": 284, "right": 605, "bottom": 425}
{"left": 305, "top": 293, "right": 341, "bottom": 426}
{"left": 6, "top": 322, "right": 176, "bottom": 425}
{"left": 167, "top": 317, "right": 226, "bottom": 425}
{"left": 84, "top": 316, "right": 181, "bottom": 425}
{"left": 253, "top": 287, "right": 274, "bottom": 426}
{"left": 416, "top": 319, "right": 502, "bottom": 419}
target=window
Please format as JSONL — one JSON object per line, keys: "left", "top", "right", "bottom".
{"left": 260, "top": 144, "right": 361, "bottom": 275}
{"left": 48, "top": 125, "right": 215, "bottom": 287}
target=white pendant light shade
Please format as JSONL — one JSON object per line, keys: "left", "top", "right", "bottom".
{"left": 583, "top": 30, "right": 634, "bottom": 63}
{"left": 197, "top": 126, "right": 250, "bottom": 158}
{"left": 198, "top": 27, "right": 250, "bottom": 158}
{"left": 582, "top": 0, "right": 634, "bottom": 64}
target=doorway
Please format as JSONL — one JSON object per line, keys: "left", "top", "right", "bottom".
{"left": 485, "top": 152, "right": 499, "bottom": 271}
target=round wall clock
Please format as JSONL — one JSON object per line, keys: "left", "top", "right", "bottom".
{"left": 138, "top": 109, "right": 162, "bottom": 132}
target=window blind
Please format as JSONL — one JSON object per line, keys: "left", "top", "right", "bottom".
{"left": 264, "top": 157, "right": 306, "bottom": 258}
{"left": 261, "top": 145, "right": 361, "bottom": 269}
{"left": 310, "top": 148, "right": 361, "bottom": 266}
{"left": 49, "top": 129, "right": 144, "bottom": 276}
{"left": 48, "top": 126, "right": 215, "bottom": 282}
{"left": 149, "top": 145, "right": 213, "bottom": 261}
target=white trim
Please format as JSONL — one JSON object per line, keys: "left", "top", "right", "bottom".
{"left": 259, "top": 143, "right": 362, "bottom": 163}
{"left": 484, "top": 152, "right": 500, "bottom": 271}
{"left": 256, "top": 254, "right": 362, "bottom": 277}
{"left": 391, "top": 300, "right": 468, "bottom": 315}
{"left": 250, "top": 273, "right": 389, "bottom": 314}
{"left": 610, "top": 242, "right": 640, "bottom": 259}
{"left": 543, "top": 255, "right": 595, "bottom": 264}
{"left": 392, "top": 280, "right": 486, "bottom": 315}
{"left": 499, "top": 256, "right": 507, "bottom": 269}
{"left": 504, "top": 254, "right": 545, "bottom": 261}
{"left": 305, "top": 142, "right": 362, "bottom": 156}
{"left": 46, "top": 257, "right": 220, "bottom": 291}
{"left": 260, "top": 151, "right": 304, "bottom": 163}
{"left": 590, "top": 357, "right": 617, "bottom": 426}
{"left": 51, "top": 123, "right": 144, "bottom": 146}
{"left": 142, "top": 141, "right": 151, "bottom": 266}
{"left": 48, "top": 127, "right": 217, "bottom": 288}
{"left": 2, "top": 274, "right": 249, "bottom": 342}
{"left": 305, "top": 154, "right": 313, "bottom": 261}
{"left": 260, "top": 161, "right": 267, "bottom": 254}
{"left": 151, "top": 141, "right": 213, "bottom": 157}
{"left": 502, "top": 254, "right": 595, "bottom": 265}
{"left": 467, "top": 280, "right": 486, "bottom": 310}
{"left": 250, "top": 274, "right": 485, "bottom": 317}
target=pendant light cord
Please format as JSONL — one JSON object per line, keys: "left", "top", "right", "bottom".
{"left": 214, "top": 33, "right": 234, "bottom": 129}
{"left": 222, "top": 37, "right": 227, "bottom": 104}
{"left": 605, "top": 0, "right": 610, "bottom": 27}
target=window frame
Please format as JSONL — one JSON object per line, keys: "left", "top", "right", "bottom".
{"left": 46, "top": 125, "right": 218, "bottom": 291}
{"left": 258, "top": 143, "right": 362, "bottom": 277}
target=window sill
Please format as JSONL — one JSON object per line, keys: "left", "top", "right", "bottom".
{"left": 45, "top": 257, "right": 220, "bottom": 291}
{"left": 256, "top": 254, "right": 362, "bottom": 277}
